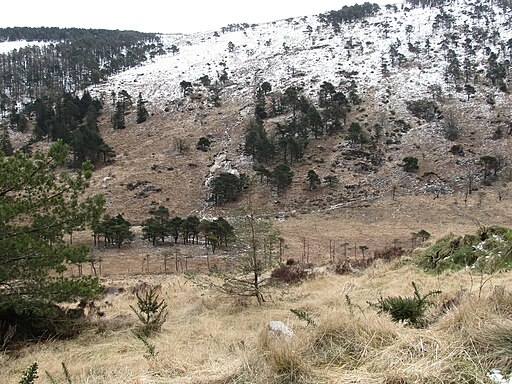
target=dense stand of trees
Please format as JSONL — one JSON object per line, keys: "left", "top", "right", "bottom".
{"left": 92, "top": 213, "right": 134, "bottom": 249}
{"left": 247, "top": 81, "right": 361, "bottom": 164}
{"left": 376, "top": 1, "right": 512, "bottom": 98}
{"left": 29, "top": 91, "right": 115, "bottom": 166}
{"left": 0, "top": 27, "right": 158, "bottom": 43}
{"left": 405, "top": 0, "right": 452, "bottom": 8}
{"left": 243, "top": 80, "right": 361, "bottom": 194}
{"left": 319, "top": 3, "right": 380, "bottom": 31}
{"left": 0, "top": 27, "right": 162, "bottom": 114}
{"left": 210, "top": 172, "right": 247, "bottom": 204}
{"left": 140, "top": 205, "right": 235, "bottom": 253}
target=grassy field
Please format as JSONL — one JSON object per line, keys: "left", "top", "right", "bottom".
{"left": 2, "top": 255, "right": 511, "bottom": 383}
{"left": 68, "top": 188, "right": 512, "bottom": 277}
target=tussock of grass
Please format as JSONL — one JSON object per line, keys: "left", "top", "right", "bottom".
{"left": 310, "top": 310, "right": 398, "bottom": 368}
{"left": 260, "top": 329, "right": 314, "bottom": 384}
{"left": 489, "top": 284, "right": 512, "bottom": 316}
{"left": 469, "top": 317, "right": 512, "bottom": 374}
{"left": 228, "top": 328, "right": 314, "bottom": 384}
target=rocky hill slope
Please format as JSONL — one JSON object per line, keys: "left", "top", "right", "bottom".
{"left": 76, "top": 0, "right": 511, "bottom": 224}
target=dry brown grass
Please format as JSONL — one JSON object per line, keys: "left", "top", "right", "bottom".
{"left": 3, "top": 259, "right": 512, "bottom": 384}
{"left": 274, "top": 192, "right": 512, "bottom": 265}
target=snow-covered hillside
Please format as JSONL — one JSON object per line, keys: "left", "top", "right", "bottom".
{"left": 89, "top": 0, "right": 512, "bottom": 115}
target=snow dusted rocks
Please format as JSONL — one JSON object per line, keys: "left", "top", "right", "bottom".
{"left": 268, "top": 321, "right": 294, "bottom": 339}
{"left": 489, "top": 369, "right": 512, "bottom": 384}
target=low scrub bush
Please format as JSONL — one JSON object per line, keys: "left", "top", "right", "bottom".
{"left": 271, "top": 263, "right": 309, "bottom": 284}
{"left": 0, "top": 303, "right": 87, "bottom": 348}
{"left": 406, "top": 99, "right": 441, "bottom": 121}
{"left": 402, "top": 156, "right": 419, "bottom": 172}
{"left": 335, "top": 247, "right": 406, "bottom": 275}
{"left": 374, "top": 246, "right": 406, "bottom": 261}
{"left": 368, "top": 282, "right": 441, "bottom": 327}
{"left": 416, "top": 226, "right": 512, "bottom": 272}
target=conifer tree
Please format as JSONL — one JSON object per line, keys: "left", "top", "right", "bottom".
{"left": 136, "top": 93, "right": 149, "bottom": 124}
{"left": 0, "top": 141, "right": 104, "bottom": 318}
{"left": 211, "top": 173, "right": 244, "bottom": 204}
{"left": 112, "top": 101, "right": 126, "bottom": 129}
{"left": 306, "top": 169, "right": 321, "bottom": 190}
{"left": 98, "top": 214, "right": 134, "bottom": 248}
{"left": 0, "top": 124, "right": 13, "bottom": 156}
{"left": 272, "top": 164, "right": 294, "bottom": 194}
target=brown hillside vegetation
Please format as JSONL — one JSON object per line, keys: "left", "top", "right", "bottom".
{"left": 89, "top": 90, "right": 512, "bottom": 226}
{"left": 91, "top": 100, "right": 251, "bottom": 221}
{"left": 80, "top": 191, "right": 512, "bottom": 277}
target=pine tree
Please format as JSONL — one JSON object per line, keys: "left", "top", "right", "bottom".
{"left": 0, "top": 141, "right": 104, "bottom": 320}
{"left": 17, "top": 113, "right": 28, "bottom": 133}
{"left": 244, "top": 118, "right": 274, "bottom": 163}
{"left": 323, "top": 175, "right": 339, "bottom": 188}
{"left": 136, "top": 93, "right": 149, "bottom": 124}
{"left": 99, "top": 214, "right": 134, "bottom": 248}
{"left": 112, "top": 101, "right": 126, "bottom": 129}
{"left": 168, "top": 216, "right": 183, "bottom": 244}
{"left": 260, "top": 81, "right": 272, "bottom": 94}
{"left": 347, "top": 122, "right": 368, "bottom": 146}
{"left": 445, "top": 49, "right": 462, "bottom": 84}
{"left": 0, "top": 125, "right": 13, "bottom": 156}
{"left": 306, "top": 170, "right": 321, "bottom": 190}
{"left": 486, "top": 52, "right": 507, "bottom": 87}
{"left": 99, "top": 143, "right": 116, "bottom": 163}
{"left": 211, "top": 173, "right": 244, "bottom": 204}
{"left": 142, "top": 205, "right": 170, "bottom": 245}
{"left": 319, "top": 81, "right": 336, "bottom": 108}
{"left": 272, "top": 164, "right": 294, "bottom": 194}
{"left": 464, "top": 84, "right": 476, "bottom": 100}
{"left": 254, "top": 88, "right": 267, "bottom": 119}
{"left": 118, "top": 90, "right": 133, "bottom": 109}
{"left": 33, "top": 100, "right": 53, "bottom": 140}
{"left": 307, "top": 105, "right": 323, "bottom": 138}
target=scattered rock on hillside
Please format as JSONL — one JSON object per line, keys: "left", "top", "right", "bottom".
{"left": 268, "top": 321, "right": 293, "bottom": 339}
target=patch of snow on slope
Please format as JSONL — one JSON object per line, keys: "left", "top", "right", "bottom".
{"left": 0, "top": 40, "right": 52, "bottom": 54}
